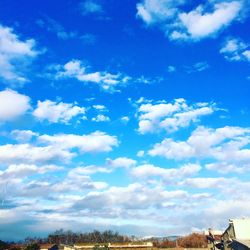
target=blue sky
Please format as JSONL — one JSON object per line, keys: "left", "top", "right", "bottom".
{"left": 0, "top": 0, "right": 250, "bottom": 241}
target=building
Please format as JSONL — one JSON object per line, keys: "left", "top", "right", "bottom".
{"left": 40, "top": 244, "right": 59, "bottom": 250}
{"left": 222, "top": 218, "right": 250, "bottom": 250}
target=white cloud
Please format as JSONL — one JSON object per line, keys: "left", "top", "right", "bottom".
{"left": 149, "top": 126, "right": 250, "bottom": 163}
{"left": 92, "top": 114, "right": 110, "bottom": 122}
{"left": 179, "top": 177, "right": 231, "bottom": 189}
{"left": 137, "top": 98, "right": 215, "bottom": 133}
{"left": 38, "top": 131, "right": 118, "bottom": 153}
{"left": 54, "top": 59, "right": 131, "bottom": 92}
{"left": 0, "top": 24, "right": 38, "bottom": 83}
{"left": 0, "top": 89, "right": 31, "bottom": 122}
{"left": 137, "top": 0, "right": 244, "bottom": 41}
{"left": 33, "top": 99, "right": 86, "bottom": 124}
{"left": 177, "top": 1, "right": 242, "bottom": 40}
{"left": 0, "top": 164, "right": 62, "bottom": 180}
{"left": 220, "top": 37, "right": 250, "bottom": 62}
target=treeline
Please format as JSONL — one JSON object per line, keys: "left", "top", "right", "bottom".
{"left": 153, "top": 233, "right": 207, "bottom": 248}
{"left": 1, "top": 231, "right": 208, "bottom": 249}
{"left": 21, "top": 230, "right": 130, "bottom": 245}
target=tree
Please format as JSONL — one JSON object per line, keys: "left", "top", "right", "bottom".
{"left": 178, "top": 233, "right": 207, "bottom": 248}
{"left": 0, "top": 240, "right": 9, "bottom": 250}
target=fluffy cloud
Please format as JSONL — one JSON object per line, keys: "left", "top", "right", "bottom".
{"left": 149, "top": 126, "right": 250, "bottom": 163}
{"left": 205, "top": 162, "right": 250, "bottom": 174}
{"left": 137, "top": 0, "right": 244, "bottom": 41}
{"left": 67, "top": 165, "right": 112, "bottom": 175}
{"left": 11, "top": 130, "right": 38, "bottom": 142}
{"left": 55, "top": 167, "right": 108, "bottom": 192}
{"left": 33, "top": 100, "right": 86, "bottom": 124}
{"left": 220, "top": 37, "right": 250, "bottom": 61}
{"left": 38, "top": 131, "right": 118, "bottom": 153}
{"left": 54, "top": 59, "right": 131, "bottom": 92}
{"left": 0, "top": 164, "right": 62, "bottom": 180}
{"left": 0, "top": 89, "right": 31, "bottom": 122}
{"left": 176, "top": 1, "right": 242, "bottom": 40}
{"left": 137, "top": 0, "right": 185, "bottom": 25}
{"left": 0, "top": 144, "right": 74, "bottom": 164}
{"left": 106, "top": 157, "right": 137, "bottom": 168}
{"left": 137, "top": 98, "right": 215, "bottom": 133}
{"left": 0, "top": 24, "right": 38, "bottom": 83}
{"left": 0, "top": 130, "right": 118, "bottom": 167}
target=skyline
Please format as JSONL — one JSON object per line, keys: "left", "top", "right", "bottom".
{"left": 0, "top": 0, "right": 250, "bottom": 241}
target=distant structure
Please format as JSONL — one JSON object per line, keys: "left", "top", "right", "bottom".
{"left": 205, "top": 229, "right": 223, "bottom": 250}
{"left": 206, "top": 218, "right": 250, "bottom": 250}
{"left": 40, "top": 244, "right": 59, "bottom": 250}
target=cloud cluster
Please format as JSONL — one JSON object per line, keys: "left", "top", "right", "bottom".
{"left": 137, "top": 98, "right": 215, "bottom": 133}
{"left": 137, "top": 0, "right": 245, "bottom": 41}
{"left": 220, "top": 37, "right": 250, "bottom": 61}
{"left": 0, "top": 89, "right": 88, "bottom": 125}
{"left": 131, "top": 163, "right": 201, "bottom": 181}
{"left": 149, "top": 125, "right": 250, "bottom": 175}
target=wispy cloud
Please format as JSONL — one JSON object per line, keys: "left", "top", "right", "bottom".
{"left": 184, "top": 61, "right": 210, "bottom": 73}
{"left": 36, "top": 17, "right": 78, "bottom": 40}
{"left": 80, "top": 0, "right": 103, "bottom": 15}
{"left": 50, "top": 59, "right": 154, "bottom": 92}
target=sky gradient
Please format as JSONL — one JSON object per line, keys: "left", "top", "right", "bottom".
{"left": 0, "top": 0, "right": 250, "bottom": 241}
